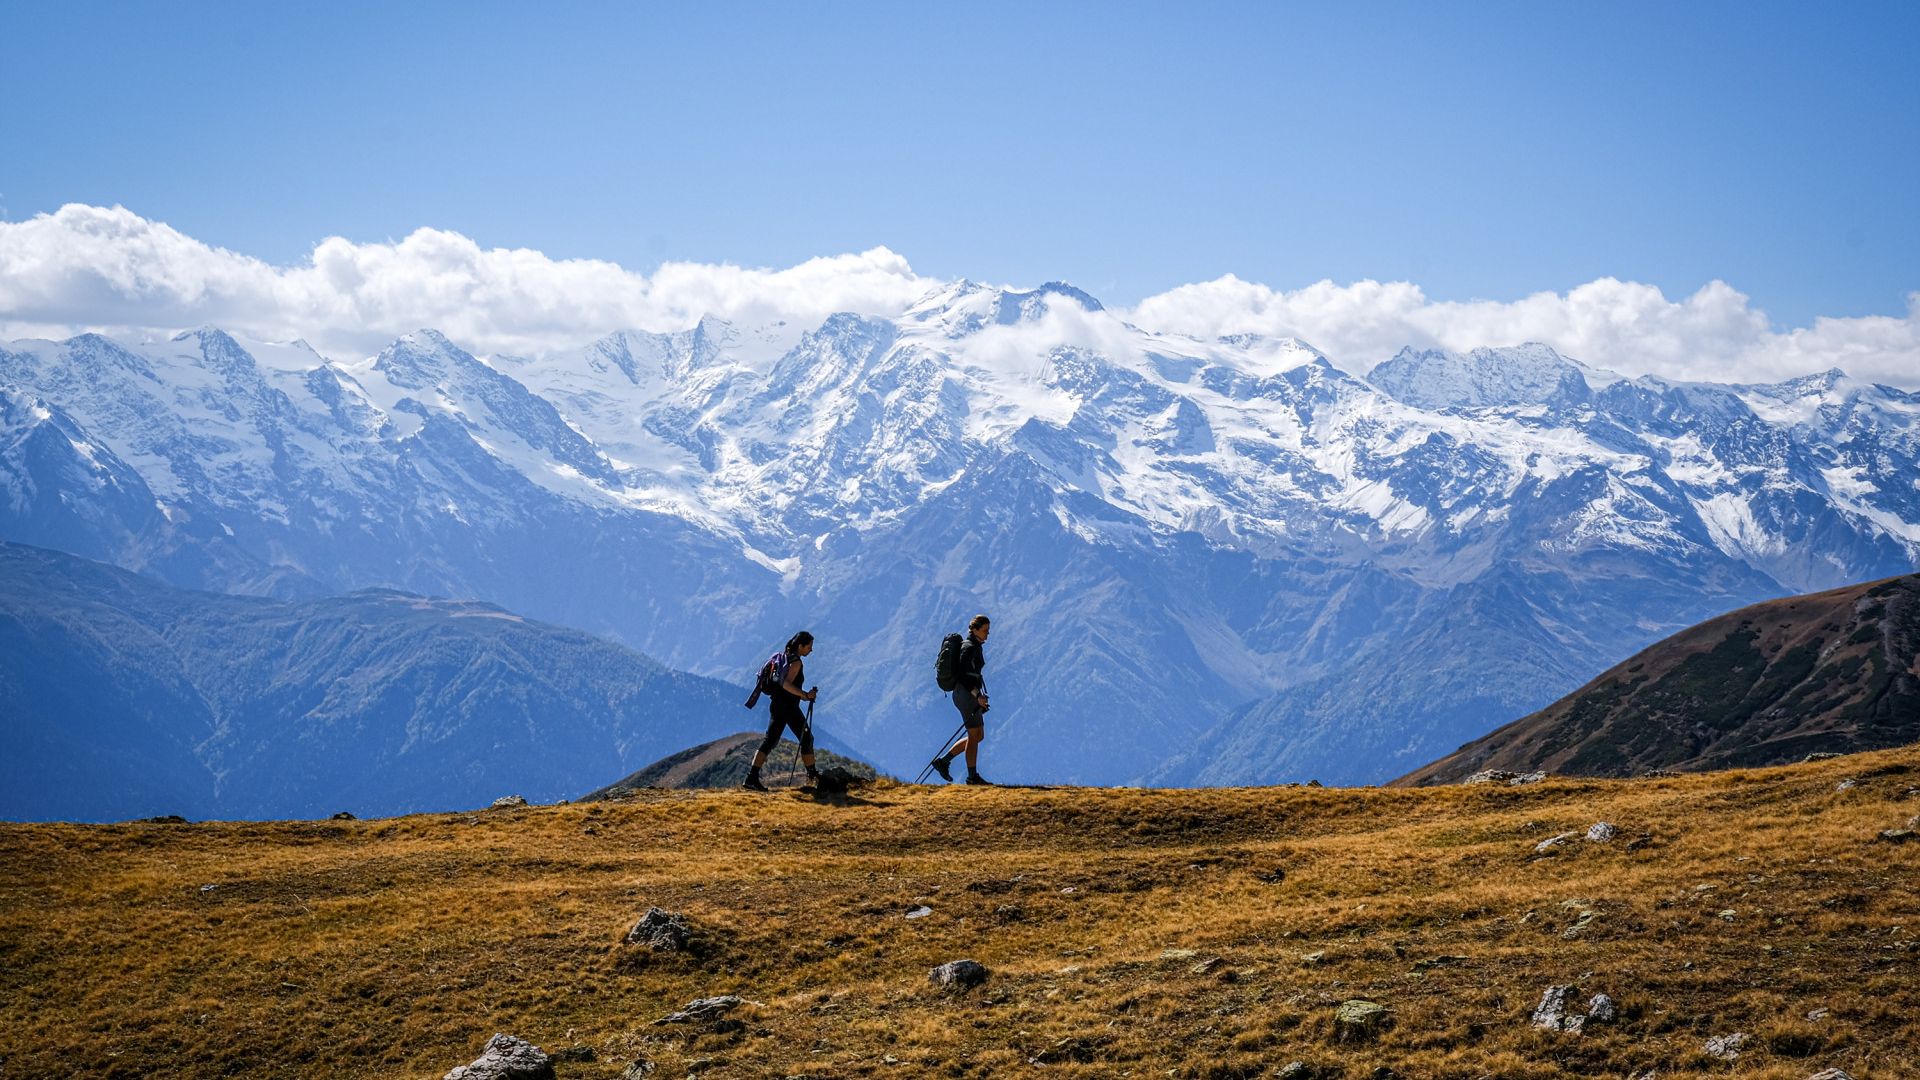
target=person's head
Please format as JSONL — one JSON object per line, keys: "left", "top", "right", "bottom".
{"left": 786, "top": 630, "right": 814, "bottom": 658}
{"left": 968, "top": 614, "right": 991, "bottom": 642}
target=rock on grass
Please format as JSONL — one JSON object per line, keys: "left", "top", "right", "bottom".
{"left": 653, "top": 996, "right": 744, "bottom": 1025}
{"left": 1703, "top": 1032, "right": 1750, "bottom": 1060}
{"left": 1531, "top": 985, "right": 1579, "bottom": 1031}
{"left": 1532, "top": 985, "right": 1615, "bottom": 1033}
{"left": 1534, "top": 831, "right": 1579, "bottom": 854}
{"left": 443, "top": 1033, "right": 554, "bottom": 1080}
{"left": 929, "top": 959, "right": 989, "bottom": 990}
{"left": 624, "top": 907, "right": 690, "bottom": 951}
{"left": 1332, "top": 999, "right": 1391, "bottom": 1044}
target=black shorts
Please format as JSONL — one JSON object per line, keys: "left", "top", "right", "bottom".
{"left": 759, "top": 696, "right": 813, "bottom": 756}
{"left": 952, "top": 686, "right": 985, "bottom": 729}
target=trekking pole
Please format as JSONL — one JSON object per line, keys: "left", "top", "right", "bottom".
{"left": 794, "top": 688, "right": 817, "bottom": 789}
{"left": 914, "top": 722, "right": 968, "bottom": 784}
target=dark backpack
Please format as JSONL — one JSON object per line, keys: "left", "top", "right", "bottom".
{"left": 743, "top": 650, "right": 790, "bottom": 708}
{"left": 935, "top": 632, "right": 964, "bottom": 691}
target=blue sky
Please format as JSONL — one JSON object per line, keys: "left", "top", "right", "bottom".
{"left": 1, "top": 1, "right": 1917, "bottom": 330}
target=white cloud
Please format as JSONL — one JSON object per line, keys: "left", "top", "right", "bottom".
{"left": 1, "top": 204, "right": 1916, "bottom": 389}
{"left": 0, "top": 204, "right": 933, "bottom": 359}
{"left": 1129, "top": 274, "right": 1920, "bottom": 389}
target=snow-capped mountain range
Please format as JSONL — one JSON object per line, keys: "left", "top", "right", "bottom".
{"left": 4, "top": 280, "right": 1917, "bottom": 785}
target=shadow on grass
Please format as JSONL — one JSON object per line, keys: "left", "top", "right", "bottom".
{"left": 781, "top": 786, "right": 897, "bottom": 808}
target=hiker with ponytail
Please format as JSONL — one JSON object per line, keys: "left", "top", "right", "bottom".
{"left": 743, "top": 631, "right": 818, "bottom": 791}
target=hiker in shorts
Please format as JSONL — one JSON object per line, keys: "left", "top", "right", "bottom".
{"left": 744, "top": 631, "right": 818, "bottom": 791}
{"left": 930, "top": 615, "right": 992, "bottom": 785}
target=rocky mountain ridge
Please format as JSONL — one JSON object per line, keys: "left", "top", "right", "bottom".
{"left": 1397, "top": 573, "right": 1920, "bottom": 785}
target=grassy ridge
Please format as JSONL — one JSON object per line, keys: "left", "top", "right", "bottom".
{"left": 4, "top": 749, "right": 1918, "bottom": 1078}
{"left": 1401, "top": 575, "right": 1920, "bottom": 786}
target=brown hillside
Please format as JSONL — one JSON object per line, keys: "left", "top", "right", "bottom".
{"left": 1397, "top": 574, "right": 1920, "bottom": 787}
{"left": 4, "top": 751, "right": 1920, "bottom": 1078}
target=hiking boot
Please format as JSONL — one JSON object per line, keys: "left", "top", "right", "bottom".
{"left": 966, "top": 772, "right": 993, "bottom": 786}
{"left": 741, "top": 772, "right": 768, "bottom": 792}
{"left": 929, "top": 757, "right": 953, "bottom": 783}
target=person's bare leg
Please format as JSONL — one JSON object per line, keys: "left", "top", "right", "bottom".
{"left": 963, "top": 725, "right": 982, "bottom": 772}
{"left": 751, "top": 750, "right": 770, "bottom": 771}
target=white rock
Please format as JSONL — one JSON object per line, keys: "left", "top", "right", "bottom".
{"left": 443, "top": 1033, "right": 553, "bottom": 1080}
{"left": 1535, "top": 831, "right": 1579, "bottom": 854}
{"left": 1530, "top": 985, "right": 1582, "bottom": 1032}
{"left": 1703, "top": 1032, "right": 1749, "bottom": 1060}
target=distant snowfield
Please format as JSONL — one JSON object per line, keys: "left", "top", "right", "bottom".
{"left": 12, "top": 280, "right": 1919, "bottom": 578}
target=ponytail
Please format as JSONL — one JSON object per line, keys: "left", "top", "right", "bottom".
{"left": 785, "top": 630, "right": 814, "bottom": 660}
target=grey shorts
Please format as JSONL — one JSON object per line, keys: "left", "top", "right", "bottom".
{"left": 951, "top": 686, "right": 985, "bottom": 729}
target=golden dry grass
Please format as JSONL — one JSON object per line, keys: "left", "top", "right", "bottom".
{"left": 4, "top": 747, "right": 1919, "bottom": 1079}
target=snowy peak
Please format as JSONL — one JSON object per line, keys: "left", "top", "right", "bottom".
{"left": 989, "top": 281, "right": 1105, "bottom": 325}
{"left": 903, "top": 279, "right": 985, "bottom": 317}
{"left": 0, "top": 387, "right": 58, "bottom": 442}
{"left": 1206, "top": 334, "right": 1337, "bottom": 380}
{"left": 572, "top": 328, "right": 689, "bottom": 386}
{"left": 9, "top": 333, "right": 159, "bottom": 387}
{"left": 903, "top": 279, "right": 1106, "bottom": 336}
{"left": 370, "top": 328, "right": 480, "bottom": 390}
{"left": 160, "top": 328, "right": 278, "bottom": 394}
{"left": 354, "top": 328, "right": 625, "bottom": 491}
{"left": 1014, "top": 281, "right": 1105, "bottom": 313}
{"left": 1738, "top": 367, "right": 1863, "bottom": 417}
{"left": 158, "top": 328, "right": 328, "bottom": 378}
{"left": 1368, "top": 343, "right": 1592, "bottom": 410}
{"left": 1758, "top": 367, "right": 1849, "bottom": 399}
{"left": 686, "top": 315, "right": 736, "bottom": 368}
{"left": 0, "top": 388, "right": 162, "bottom": 548}
{"left": 172, "top": 326, "right": 248, "bottom": 360}
{"left": 1277, "top": 350, "right": 1363, "bottom": 393}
